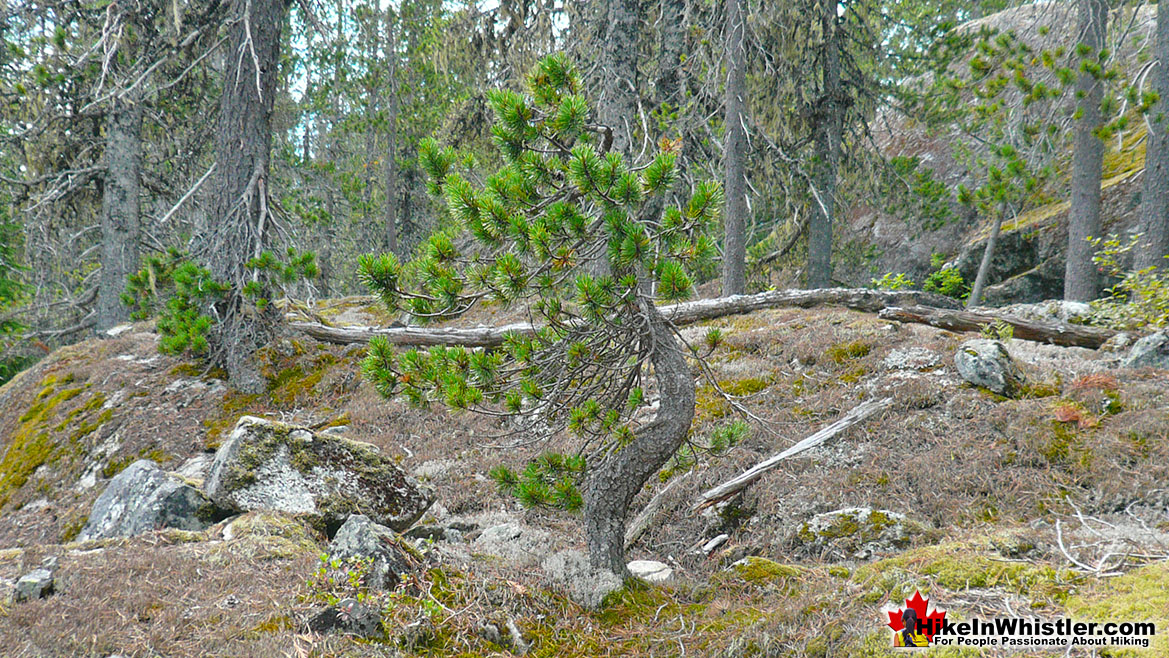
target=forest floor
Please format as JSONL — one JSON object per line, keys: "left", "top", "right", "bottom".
{"left": 0, "top": 294, "right": 1165, "bottom": 657}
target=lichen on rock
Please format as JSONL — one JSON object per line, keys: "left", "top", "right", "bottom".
{"left": 792, "top": 507, "right": 933, "bottom": 560}
{"left": 204, "top": 416, "right": 433, "bottom": 532}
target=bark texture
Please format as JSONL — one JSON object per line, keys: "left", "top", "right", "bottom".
{"left": 199, "top": 0, "right": 290, "bottom": 392}
{"left": 599, "top": 0, "right": 640, "bottom": 156}
{"left": 1065, "top": 0, "right": 1107, "bottom": 301}
{"left": 581, "top": 303, "right": 694, "bottom": 576}
{"left": 383, "top": 6, "right": 400, "bottom": 255}
{"left": 1139, "top": 0, "right": 1169, "bottom": 271}
{"left": 808, "top": 1, "right": 843, "bottom": 289}
{"left": 96, "top": 96, "right": 143, "bottom": 331}
{"left": 291, "top": 288, "right": 961, "bottom": 346}
{"left": 878, "top": 305, "right": 1118, "bottom": 349}
{"left": 967, "top": 205, "right": 1004, "bottom": 308}
{"left": 721, "top": 0, "right": 748, "bottom": 296}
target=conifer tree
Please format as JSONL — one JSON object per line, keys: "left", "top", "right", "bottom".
{"left": 359, "top": 54, "right": 720, "bottom": 577}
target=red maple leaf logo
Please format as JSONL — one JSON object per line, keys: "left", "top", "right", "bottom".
{"left": 886, "top": 591, "right": 947, "bottom": 642}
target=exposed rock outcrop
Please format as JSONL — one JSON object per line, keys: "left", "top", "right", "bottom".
{"left": 1123, "top": 331, "right": 1169, "bottom": 370}
{"left": 792, "top": 507, "right": 932, "bottom": 560}
{"left": 79, "top": 460, "right": 220, "bottom": 541}
{"left": 954, "top": 339, "right": 1027, "bottom": 397}
{"left": 204, "top": 416, "right": 433, "bottom": 532}
{"left": 329, "top": 514, "right": 420, "bottom": 590}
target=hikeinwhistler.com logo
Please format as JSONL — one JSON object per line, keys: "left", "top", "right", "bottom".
{"left": 885, "top": 591, "right": 1157, "bottom": 649}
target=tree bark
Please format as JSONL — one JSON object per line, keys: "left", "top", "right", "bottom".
{"left": 582, "top": 303, "right": 694, "bottom": 576}
{"left": 96, "top": 96, "right": 143, "bottom": 331}
{"left": 808, "top": 0, "right": 843, "bottom": 289}
{"left": 967, "top": 203, "right": 1004, "bottom": 308}
{"left": 383, "top": 6, "right": 399, "bottom": 255}
{"left": 1138, "top": 0, "right": 1169, "bottom": 272}
{"left": 599, "top": 0, "right": 639, "bottom": 156}
{"left": 1065, "top": 0, "right": 1107, "bottom": 301}
{"left": 655, "top": 0, "right": 686, "bottom": 112}
{"left": 290, "top": 287, "right": 962, "bottom": 346}
{"left": 722, "top": 0, "right": 748, "bottom": 296}
{"left": 878, "top": 305, "right": 1118, "bottom": 349}
{"left": 199, "top": 0, "right": 290, "bottom": 392}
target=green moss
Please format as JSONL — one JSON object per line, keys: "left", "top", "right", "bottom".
{"left": 0, "top": 375, "right": 88, "bottom": 507}
{"left": 209, "top": 511, "right": 319, "bottom": 562}
{"left": 102, "top": 454, "right": 136, "bottom": 479}
{"left": 696, "top": 377, "right": 771, "bottom": 420}
{"left": 728, "top": 557, "right": 805, "bottom": 586}
{"left": 826, "top": 340, "right": 872, "bottom": 364}
{"left": 853, "top": 542, "right": 1084, "bottom": 607}
{"left": 202, "top": 391, "right": 260, "bottom": 450}
{"left": 60, "top": 514, "right": 88, "bottom": 543}
{"left": 1066, "top": 561, "right": 1169, "bottom": 656}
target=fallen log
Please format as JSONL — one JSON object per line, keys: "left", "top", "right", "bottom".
{"left": 292, "top": 288, "right": 962, "bottom": 347}
{"left": 692, "top": 397, "right": 893, "bottom": 511}
{"left": 877, "top": 305, "right": 1118, "bottom": 349}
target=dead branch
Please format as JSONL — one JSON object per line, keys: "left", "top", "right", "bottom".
{"left": 625, "top": 471, "right": 692, "bottom": 550}
{"left": 692, "top": 397, "right": 893, "bottom": 511}
{"left": 291, "top": 288, "right": 962, "bottom": 347}
{"left": 877, "top": 305, "right": 1119, "bottom": 349}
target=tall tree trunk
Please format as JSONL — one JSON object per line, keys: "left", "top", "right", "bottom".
{"left": 96, "top": 96, "right": 142, "bottom": 331}
{"left": 967, "top": 202, "right": 1006, "bottom": 308}
{"left": 722, "top": 0, "right": 747, "bottom": 295}
{"left": 199, "top": 0, "right": 290, "bottom": 392}
{"left": 383, "top": 6, "right": 399, "bottom": 255}
{"left": 1139, "top": 0, "right": 1169, "bottom": 271}
{"left": 600, "top": 0, "right": 639, "bottom": 156}
{"left": 581, "top": 303, "right": 694, "bottom": 577}
{"left": 655, "top": 0, "right": 685, "bottom": 111}
{"left": 807, "top": 0, "right": 842, "bottom": 289}
{"left": 1065, "top": 0, "right": 1107, "bottom": 301}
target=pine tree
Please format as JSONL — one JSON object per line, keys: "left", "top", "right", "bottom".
{"left": 359, "top": 55, "right": 720, "bottom": 577}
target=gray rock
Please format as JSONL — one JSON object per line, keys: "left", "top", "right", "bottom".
{"left": 882, "top": 347, "right": 941, "bottom": 371}
{"left": 329, "top": 514, "right": 417, "bottom": 590}
{"left": 472, "top": 522, "right": 554, "bottom": 567}
{"left": 627, "top": 559, "right": 673, "bottom": 583}
{"left": 307, "top": 598, "right": 383, "bottom": 638}
{"left": 13, "top": 567, "right": 54, "bottom": 603}
{"left": 541, "top": 550, "right": 623, "bottom": 609}
{"left": 79, "top": 460, "right": 220, "bottom": 541}
{"left": 204, "top": 416, "right": 433, "bottom": 531}
{"left": 1122, "top": 331, "right": 1169, "bottom": 370}
{"left": 792, "top": 507, "right": 931, "bottom": 560}
{"left": 954, "top": 339, "right": 1026, "bottom": 397}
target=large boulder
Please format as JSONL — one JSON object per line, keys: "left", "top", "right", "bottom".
{"left": 204, "top": 416, "right": 433, "bottom": 532}
{"left": 329, "top": 514, "right": 419, "bottom": 590}
{"left": 79, "top": 460, "right": 220, "bottom": 541}
{"left": 12, "top": 557, "right": 57, "bottom": 604}
{"left": 1122, "top": 331, "right": 1169, "bottom": 370}
{"left": 954, "top": 339, "right": 1026, "bottom": 397}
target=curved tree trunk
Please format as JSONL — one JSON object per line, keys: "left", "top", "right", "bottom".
{"left": 199, "top": 0, "right": 290, "bottom": 392}
{"left": 1065, "top": 0, "right": 1106, "bottom": 301}
{"left": 581, "top": 304, "right": 695, "bottom": 577}
{"left": 96, "top": 96, "right": 142, "bottom": 332}
{"left": 1138, "top": 0, "right": 1169, "bottom": 271}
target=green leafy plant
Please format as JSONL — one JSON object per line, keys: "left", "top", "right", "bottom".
{"left": 923, "top": 264, "right": 970, "bottom": 300}
{"left": 980, "top": 319, "right": 1014, "bottom": 342}
{"left": 306, "top": 553, "right": 378, "bottom": 606}
{"left": 1086, "top": 234, "right": 1169, "bottom": 329}
{"left": 870, "top": 272, "right": 915, "bottom": 291}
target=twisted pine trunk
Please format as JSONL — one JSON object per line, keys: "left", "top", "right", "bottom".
{"left": 581, "top": 304, "right": 694, "bottom": 577}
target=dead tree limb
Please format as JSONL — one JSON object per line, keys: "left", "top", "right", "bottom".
{"left": 692, "top": 397, "right": 893, "bottom": 511}
{"left": 878, "top": 305, "right": 1118, "bottom": 349}
{"left": 624, "top": 471, "right": 691, "bottom": 550}
{"left": 291, "top": 288, "right": 962, "bottom": 347}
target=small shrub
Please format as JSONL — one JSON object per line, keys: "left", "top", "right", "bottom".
{"left": 870, "top": 272, "right": 915, "bottom": 291}
{"left": 923, "top": 265, "right": 970, "bottom": 300}
{"left": 1085, "top": 234, "right": 1169, "bottom": 329}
